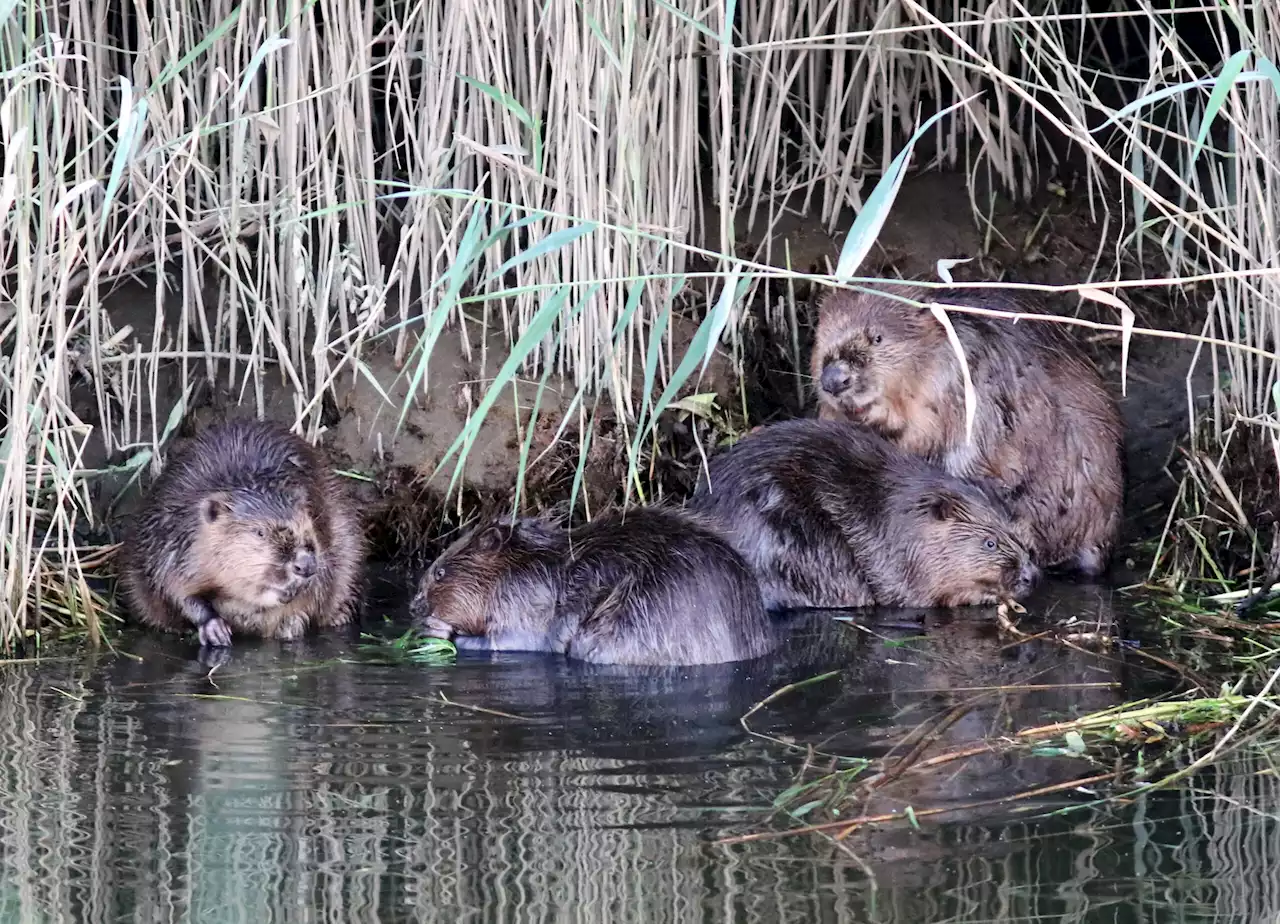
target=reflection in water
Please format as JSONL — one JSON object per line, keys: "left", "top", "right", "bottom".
{"left": 0, "top": 579, "right": 1271, "bottom": 922}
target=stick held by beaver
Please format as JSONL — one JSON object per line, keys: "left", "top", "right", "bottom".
{"left": 811, "top": 284, "right": 1125, "bottom": 576}
{"left": 117, "top": 417, "right": 367, "bottom": 647}
{"left": 688, "top": 418, "right": 1041, "bottom": 611}
{"left": 409, "top": 507, "right": 776, "bottom": 666}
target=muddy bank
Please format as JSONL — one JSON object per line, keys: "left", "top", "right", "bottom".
{"left": 76, "top": 170, "right": 1210, "bottom": 579}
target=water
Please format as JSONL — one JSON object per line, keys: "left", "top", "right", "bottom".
{"left": 1, "top": 579, "right": 1277, "bottom": 923}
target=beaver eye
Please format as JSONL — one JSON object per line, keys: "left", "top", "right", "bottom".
{"left": 255, "top": 527, "right": 267, "bottom": 539}
{"left": 984, "top": 538, "right": 997, "bottom": 551}
{"left": 434, "top": 567, "right": 446, "bottom": 582}
{"left": 872, "top": 334, "right": 883, "bottom": 345}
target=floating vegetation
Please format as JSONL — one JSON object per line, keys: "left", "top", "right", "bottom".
{"left": 357, "top": 629, "right": 458, "bottom": 667}
{"left": 728, "top": 608, "right": 1280, "bottom": 846}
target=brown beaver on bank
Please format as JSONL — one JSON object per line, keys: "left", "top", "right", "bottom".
{"left": 810, "top": 284, "right": 1125, "bottom": 576}
{"left": 116, "top": 417, "right": 367, "bottom": 647}
{"left": 409, "top": 507, "right": 777, "bottom": 666}
{"left": 687, "top": 418, "right": 1041, "bottom": 611}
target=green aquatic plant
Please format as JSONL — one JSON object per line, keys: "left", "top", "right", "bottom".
{"left": 358, "top": 629, "right": 458, "bottom": 666}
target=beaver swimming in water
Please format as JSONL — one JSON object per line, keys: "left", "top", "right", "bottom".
{"left": 810, "top": 284, "right": 1125, "bottom": 576}
{"left": 409, "top": 506, "right": 776, "bottom": 666}
{"left": 116, "top": 417, "right": 367, "bottom": 647}
{"left": 687, "top": 418, "right": 1041, "bottom": 611}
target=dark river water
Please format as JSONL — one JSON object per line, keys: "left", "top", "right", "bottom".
{"left": 1, "top": 576, "right": 1277, "bottom": 923}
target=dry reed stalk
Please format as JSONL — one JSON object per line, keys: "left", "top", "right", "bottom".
{"left": 2, "top": 0, "right": 1278, "bottom": 644}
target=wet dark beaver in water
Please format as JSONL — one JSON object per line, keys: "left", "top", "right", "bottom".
{"left": 116, "top": 418, "right": 367, "bottom": 647}
{"left": 811, "top": 284, "right": 1125, "bottom": 576}
{"left": 688, "top": 418, "right": 1041, "bottom": 611}
{"left": 409, "top": 507, "right": 776, "bottom": 666}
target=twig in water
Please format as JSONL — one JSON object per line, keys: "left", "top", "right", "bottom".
{"left": 739, "top": 670, "right": 842, "bottom": 729}
{"left": 863, "top": 702, "right": 976, "bottom": 793}
{"left": 436, "top": 692, "right": 532, "bottom": 721}
{"left": 715, "top": 772, "right": 1115, "bottom": 846}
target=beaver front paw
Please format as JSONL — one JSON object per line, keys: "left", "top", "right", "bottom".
{"left": 198, "top": 617, "right": 233, "bottom": 647}
{"left": 275, "top": 612, "right": 310, "bottom": 640}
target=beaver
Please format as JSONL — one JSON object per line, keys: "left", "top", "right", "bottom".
{"left": 810, "top": 284, "right": 1125, "bottom": 576}
{"left": 408, "top": 506, "right": 777, "bottom": 666}
{"left": 687, "top": 418, "right": 1041, "bottom": 611}
{"left": 116, "top": 417, "right": 367, "bottom": 647}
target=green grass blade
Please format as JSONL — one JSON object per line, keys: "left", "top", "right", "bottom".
{"left": 632, "top": 274, "right": 751, "bottom": 494}
{"left": 513, "top": 283, "right": 600, "bottom": 513}
{"left": 395, "top": 203, "right": 491, "bottom": 435}
{"left": 702, "top": 264, "right": 744, "bottom": 376}
{"left": 652, "top": 0, "right": 718, "bottom": 40}
{"left": 623, "top": 293, "right": 675, "bottom": 500}
{"left": 233, "top": 37, "right": 293, "bottom": 109}
{"left": 1190, "top": 49, "right": 1251, "bottom": 167}
{"left": 611, "top": 278, "right": 649, "bottom": 344}
{"left": 1093, "top": 68, "right": 1272, "bottom": 134}
{"left": 1257, "top": 57, "right": 1280, "bottom": 95}
{"left": 482, "top": 222, "right": 597, "bottom": 288}
{"left": 834, "top": 94, "right": 980, "bottom": 280}
{"left": 435, "top": 285, "right": 577, "bottom": 494}
{"left": 98, "top": 80, "right": 147, "bottom": 240}
{"left": 458, "top": 75, "right": 543, "bottom": 172}
{"left": 148, "top": 4, "right": 246, "bottom": 92}
{"left": 568, "top": 401, "right": 598, "bottom": 519}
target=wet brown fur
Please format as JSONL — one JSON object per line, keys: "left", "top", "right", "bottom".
{"left": 811, "top": 284, "right": 1125, "bottom": 575}
{"left": 117, "top": 418, "right": 367, "bottom": 644}
{"left": 409, "top": 507, "right": 776, "bottom": 666}
{"left": 688, "top": 419, "right": 1041, "bottom": 611}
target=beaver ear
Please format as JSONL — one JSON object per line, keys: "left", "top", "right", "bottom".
{"left": 472, "top": 523, "right": 510, "bottom": 553}
{"left": 925, "top": 490, "right": 967, "bottom": 522}
{"left": 202, "top": 493, "right": 231, "bottom": 523}
{"left": 512, "top": 517, "right": 564, "bottom": 549}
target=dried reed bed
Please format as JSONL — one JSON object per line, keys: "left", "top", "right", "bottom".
{"left": 2, "top": 0, "right": 1278, "bottom": 645}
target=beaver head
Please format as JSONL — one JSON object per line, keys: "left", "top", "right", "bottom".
{"left": 908, "top": 487, "right": 1040, "bottom": 607}
{"left": 410, "top": 515, "right": 565, "bottom": 639}
{"left": 194, "top": 483, "right": 322, "bottom": 609}
{"left": 811, "top": 288, "right": 946, "bottom": 421}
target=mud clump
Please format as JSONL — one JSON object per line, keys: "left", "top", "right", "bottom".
{"left": 116, "top": 418, "right": 367, "bottom": 647}
{"left": 408, "top": 506, "right": 776, "bottom": 666}
{"left": 688, "top": 418, "right": 1041, "bottom": 611}
{"left": 811, "top": 284, "right": 1125, "bottom": 576}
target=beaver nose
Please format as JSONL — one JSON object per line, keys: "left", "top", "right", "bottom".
{"left": 293, "top": 550, "right": 317, "bottom": 579}
{"left": 820, "top": 362, "right": 853, "bottom": 396}
{"left": 1015, "top": 560, "right": 1041, "bottom": 594}
{"left": 408, "top": 591, "right": 430, "bottom": 624}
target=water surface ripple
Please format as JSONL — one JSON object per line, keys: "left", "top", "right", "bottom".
{"left": 0, "top": 580, "right": 1274, "bottom": 923}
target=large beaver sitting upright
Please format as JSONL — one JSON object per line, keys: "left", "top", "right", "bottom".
{"left": 117, "top": 417, "right": 366, "bottom": 647}
{"left": 811, "top": 284, "right": 1125, "bottom": 576}
{"left": 688, "top": 418, "right": 1041, "bottom": 611}
{"left": 409, "top": 507, "right": 776, "bottom": 666}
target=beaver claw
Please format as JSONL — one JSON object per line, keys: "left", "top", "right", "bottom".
{"left": 198, "top": 617, "right": 233, "bottom": 648}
